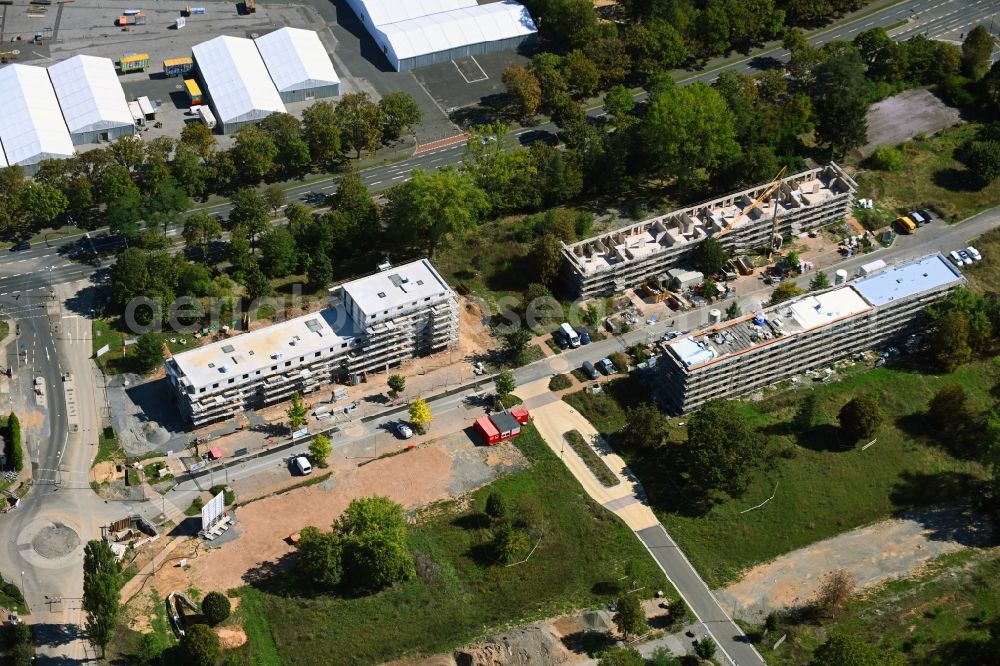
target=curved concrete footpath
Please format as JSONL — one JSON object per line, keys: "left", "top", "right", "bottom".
{"left": 518, "top": 379, "right": 765, "bottom": 666}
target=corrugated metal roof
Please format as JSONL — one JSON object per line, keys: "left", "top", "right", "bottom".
{"left": 0, "top": 64, "right": 74, "bottom": 166}
{"left": 191, "top": 35, "right": 285, "bottom": 125}
{"left": 254, "top": 27, "right": 339, "bottom": 93}
{"left": 48, "top": 55, "right": 133, "bottom": 135}
{"left": 378, "top": 2, "right": 537, "bottom": 61}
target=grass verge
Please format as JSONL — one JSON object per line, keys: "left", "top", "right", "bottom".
{"left": 93, "top": 427, "right": 125, "bottom": 468}
{"left": 563, "top": 430, "right": 620, "bottom": 488}
{"left": 568, "top": 363, "right": 993, "bottom": 588}
{"left": 236, "top": 424, "right": 669, "bottom": 665}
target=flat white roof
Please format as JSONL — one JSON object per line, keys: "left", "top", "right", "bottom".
{"left": 854, "top": 253, "right": 963, "bottom": 307}
{"left": 171, "top": 308, "right": 358, "bottom": 390}
{"left": 0, "top": 64, "right": 74, "bottom": 166}
{"left": 47, "top": 55, "right": 133, "bottom": 135}
{"left": 340, "top": 259, "right": 454, "bottom": 318}
{"left": 356, "top": 0, "right": 476, "bottom": 26}
{"left": 254, "top": 27, "right": 340, "bottom": 93}
{"left": 786, "top": 287, "right": 872, "bottom": 330}
{"left": 191, "top": 36, "right": 285, "bottom": 124}
{"left": 378, "top": 2, "right": 537, "bottom": 60}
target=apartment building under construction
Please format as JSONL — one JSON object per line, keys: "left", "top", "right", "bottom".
{"left": 560, "top": 164, "right": 857, "bottom": 299}
{"left": 659, "top": 254, "right": 964, "bottom": 412}
{"left": 166, "top": 259, "right": 459, "bottom": 427}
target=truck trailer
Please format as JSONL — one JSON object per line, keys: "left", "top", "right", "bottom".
{"left": 163, "top": 57, "right": 193, "bottom": 77}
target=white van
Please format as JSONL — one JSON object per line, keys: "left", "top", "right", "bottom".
{"left": 293, "top": 456, "right": 312, "bottom": 475}
{"left": 560, "top": 322, "right": 580, "bottom": 348}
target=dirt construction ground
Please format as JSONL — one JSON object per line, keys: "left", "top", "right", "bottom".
{"left": 127, "top": 433, "right": 527, "bottom": 626}
{"left": 716, "top": 504, "right": 993, "bottom": 622}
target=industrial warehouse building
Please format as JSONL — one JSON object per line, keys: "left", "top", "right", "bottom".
{"left": 659, "top": 254, "right": 964, "bottom": 412}
{"left": 48, "top": 55, "right": 134, "bottom": 145}
{"left": 254, "top": 27, "right": 340, "bottom": 103}
{"left": 561, "top": 164, "right": 857, "bottom": 299}
{"left": 345, "top": 0, "right": 538, "bottom": 71}
{"left": 192, "top": 35, "right": 286, "bottom": 134}
{"left": 0, "top": 64, "right": 75, "bottom": 174}
{"left": 166, "top": 259, "right": 459, "bottom": 427}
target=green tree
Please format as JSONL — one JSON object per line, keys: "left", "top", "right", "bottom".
{"left": 502, "top": 65, "right": 542, "bottom": 120}
{"left": 694, "top": 238, "right": 729, "bottom": 277}
{"left": 501, "top": 327, "right": 532, "bottom": 363}
{"left": 335, "top": 496, "right": 414, "bottom": 591}
{"left": 685, "top": 399, "right": 764, "bottom": 496}
{"left": 603, "top": 84, "right": 634, "bottom": 125}
{"left": 771, "top": 280, "right": 805, "bottom": 304}
{"left": 182, "top": 212, "right": 222, "bottom": 260}
{"left": 815, "top": 568, "right": 856, "bottom": 618}
{"left": 810, "top": 271, "right": 831, "bottom": 290}
{"left": 561, "top": 50, "right": 600, "bottom": 99}
{"left": 694, "top": 637, "right": 717, "bottom": 659}
{"left": 378, "top": 91, "right": 423, "bottom": 142}
{"left": 302, "top": 101, "right": 342, "bottom": 166}
{"left": 641, "top": 82, "right": 738, "bottom": 188}
{"left": 180, "top": 122, "right": 216, "bottom": 158}
{"left": 22, "top": 182, "right": 68, "bottom": 229}
{"left": 409, "top": 398, "right": 432, "bottom": 434}
{"left": 230, "top": 125, "right": 278, "bottom": 183}
{"left": 228, "top": 188, "right": 270, "bottom": 251}
{"left": 385, "top": 167, "right": 489, "bottom": 257}
{"left": 838, "top": 394, "right": 883, "bottom": 442}
{"left": 228, "top": 226, "right": 253, "bottom": 277}
{"left": 179, "top": 623, "right": 221, "bottom": 666}
{"left": 82, "top": 540, "right": 122, "bottom": 657}
{"left": 492, "top": 521, "right": 530, "bottom": 564}
{"left": 930, "top": 309, "right": 973, "bottom": 371}
{"left": 668, "top": 598, "right": 689, "bottom": 626}
{"left": 133, "top": 332, "right": 164, "bottom": 374}
{"left": 309, "top": 433, "right": 332, "bottom": 468}
{"left": 307, "top": 252, "right": 333, "bottom": 288}
{"left": 387, "top": 374, "right": 406, "bottom": 399}
{"left": 287, "top": 393, "right": 308, "bottom": 429}
{"left": 173, "top": 146, "right": 208, "bottom": 198}
{"left": 810, "top": 50, "right": 869, "bottom": 157}
{"left": 335, "top": 92, "right": 384, "bottom": 158}
{"left": 811, "top": 633, "right": 887, "bottom": 666}
{"left": 263, "top": 184, "right": 286, "bottom": 214}
{"left": 295, "top": 526, "right": 343, "bottom": 588}
{"left": 259, "top": 226, "right": 298, "bottom": 279}
{"left": 961, "top": 25, "right": 994, "bottom": 79}
{"left": 485, "top": 491, "right": 509, "bottom": 520}
{"left": 962, "top": 140, "right": 1000, "bottom": 187}
{"left": 110, "top": 135, "right": 146, "bottom": 173}
{"left": 618, "top": 403, "right": 669, "bottom": 450}
{"left": 725, "top": 301, "right": 742, "bottom": 320}
{"left": 598, "top": 647, "right": 644, "bottom": 666}
{"left": 494, "top": 368, "right": 516, "bottom": 400}
{"left": 259, "top": 113, "right": 311, "bottom": 176}
{"left": 531, "top": 233, "right": 563, "bottom": 287}
{"left": 927, "top": 384, "right": 969, "bottom": 431}
{"left": 201, "top": 591, "right": 231, "bottom": 626}
{"left": 613, "top": 594, "right": 648, "bottom": 639}
{"left": 625, "top": 20, "right": 689, "bottom": 76}
{"left": 7, "top": 413, "right": 23, "bottom": 472}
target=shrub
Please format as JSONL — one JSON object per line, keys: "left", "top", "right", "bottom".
{"left": 548, "top": 374, "right": 572, "bottom": 391}
{"left": 868, "top": 145, "right": 904, "bottom": 171}
{"left": 492, "top": 522, "right": 530, "bottom": 565}
{"left": 485, "top": 492, "right": 510, "bottom": 520}
{"left": 7, "top": 413, "right": 23, "bottom": 472}
{"left": 180, "top": 624, "right": 220, "bottom": 666}
{"left": 201, "top": 591, "right": 231, "bottom": 626}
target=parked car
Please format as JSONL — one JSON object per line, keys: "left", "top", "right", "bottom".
{"left": 396, "top": 423, "right": 414, "bottom": 439}
{"left": 554, "top": 331, "right": 568, "bottom": 349}
{"left": 949, "top": 250, "right": 964, "bottom": 266}
{"left": 599, "top": 358, "right": 615, "bottom": 375}
{"left": 917, "top": 209, "right": 933, "bottom": 223}
{"left": 908, "top": 211, "right": 927, "bottom": 226}
{"left": 293, "top": 456, "right": 312, "bottom": 475}
{"left": 577, "top": 329, "right": 591, "bottom": 345}
{"left": 582, "top": 361, "right": 599, "bottom": 380}
{"left": 10, "top": 241, "right": 30, "bottom": 252}
{"left": 957, "top": 249, "right": 973, "bottom": 266}
{"left": 966, "top": 246, "right": 982, "bottom": 261}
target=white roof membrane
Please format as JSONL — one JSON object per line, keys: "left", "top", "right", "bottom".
{"left": 0, "top": 64, "right": 74, "bottom": 166}
{"left": 353, "top": 0, "right": 476, "bottom": 27}
{"left": 254, "top": 27, "right": 340, "bottom": 93}
{"left": 191, "top": 36, "right": 285, "bottom": 124}
{"left": 377, "top": 2, "right": 537, "bottom": 61}
{"left": 48, "top": 55, "right": 133, "bottom": 134}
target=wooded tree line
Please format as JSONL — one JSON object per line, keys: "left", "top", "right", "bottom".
{"left": 0, "top": 91, "right": 422, "bottom": 242}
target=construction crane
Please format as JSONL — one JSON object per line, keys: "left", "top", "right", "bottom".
{"left": 714, "top": 166, "right": 787, "bottom": 244}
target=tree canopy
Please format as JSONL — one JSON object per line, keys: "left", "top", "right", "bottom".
{"left": 685, "top": 399, "right": 764, "bottom": 496}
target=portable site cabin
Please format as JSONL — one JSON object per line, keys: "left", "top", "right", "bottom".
{"left": 254, "top": 27, "right": 340, "bottom": 103}
{"left": 475, "top": 416, "right": 501, "bottom": 445}
{"left": 509, "top": 406, "right": 530, "bottom": 425}
{"left": 184, "top": 78, "right": 202, "bottom": 105}
{"left": 163, "top": 57, "right": 193, "bottom": 77}
{"left": 48, "top": 55, "right": 134, "bottom": 145}
{"left": 197, "top": 105, "right": 216, "bottom": 129}
{"left": 119, "top": 53, "right": 150, "bottom": 72}
{"left": 475, "top": 411, "right": 525, "bottom": 446}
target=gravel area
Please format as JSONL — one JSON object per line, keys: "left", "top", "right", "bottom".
{"left": 861, "top": 88, "right": 962, "bottom": 157}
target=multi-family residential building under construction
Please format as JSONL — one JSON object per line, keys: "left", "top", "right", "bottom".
{"left": 658, "top": 253, "right": 964, "bottom": 412}
{"left": 166, "top": 259, "right": 459, "bottom": 427}
{"left": 560, "top": 164, "right": 858, "bottom": 299}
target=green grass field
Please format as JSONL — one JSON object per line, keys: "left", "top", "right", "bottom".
{"left": 760, "top": 548, "right": 1000, "bottom": 665}
{"left": 856, "top": 124, "right": 1000, "bottom": 223}
{"left": 567, "top": 362, "right": 994, "bottom": 588}
{"left": 232, "top": 425, "right": 670, "bottom": 665}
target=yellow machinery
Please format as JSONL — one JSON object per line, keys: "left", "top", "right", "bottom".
{"left": 714, "top": 166, "right": 787, "bottom": 254}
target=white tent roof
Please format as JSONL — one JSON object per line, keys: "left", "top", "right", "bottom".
{"left": 0, "top": 64, "right": 74, "bottom": 166}
{"left": 254, "top": 28, "right": 340, "bottom": 93}
{"left": 356, "top": 0, "right": 476, "bottom": 26}
{"left": 192, "top": 36, "right": 285, "bottom": 124}
{"left": 48, "top": 55, "right": 133, "bottom": 134}
{"left": 0, "top": 142, "right": 8, "bottom": 168}
{"left": 377, "top": 2, "right": 537, "bottom": 61}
